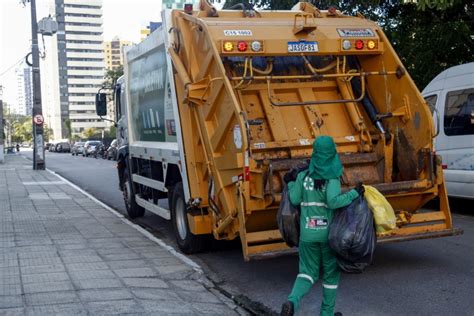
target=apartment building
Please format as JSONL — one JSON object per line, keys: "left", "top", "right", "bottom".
{"left": 162, "top": 0, "right": 201, "bottom": 9}
{"left": 104, "top": 37, "right": 131, "bottom": 70}
{"left": 14, "top": 67, "right": 26, "bottom": 115}
{"left": 12, "top": 64, "right": 32, "bottom": 116}
{"left": 53, "top": 0, "right": 106, "bottom": 137}
{"left": 23, "top": 67, "right": 33, "bottom": 116}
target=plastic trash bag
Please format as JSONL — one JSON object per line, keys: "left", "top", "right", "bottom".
{"left": 277, "top": 184, "right": 300, "bottom": 248}
{"left": 363, "top": 185, "right": 397, "bottom": 233}
{"left": 328, "top": 196, "right": 376, "bottom": 273}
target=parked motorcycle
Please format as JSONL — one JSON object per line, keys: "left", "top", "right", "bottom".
{"left": 94, "top": 144, "right": 107, "bottom": 159}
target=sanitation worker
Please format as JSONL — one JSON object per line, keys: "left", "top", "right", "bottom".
{"left": 280, "top": 135, "right": 364, "bottom": 316}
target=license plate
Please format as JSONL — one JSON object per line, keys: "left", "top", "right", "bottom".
{"left": 287, "top": 41, "right": 318, "bottom": 53}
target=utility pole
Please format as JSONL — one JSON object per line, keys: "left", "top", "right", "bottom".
{"left": 28, "top": 0, "right": 46, "bottom": 170}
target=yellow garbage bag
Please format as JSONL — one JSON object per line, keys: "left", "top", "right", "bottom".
{"left": 363, "top": 185, "right": 397, "bottom": 233}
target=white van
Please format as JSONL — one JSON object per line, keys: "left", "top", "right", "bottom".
{"left": 422, "top": 63, "right": 474, "bottom": 199}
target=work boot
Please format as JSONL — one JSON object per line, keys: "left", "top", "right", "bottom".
{"left": 280, "top": 301, "right": 294, "bottom": 316}
{"left": 334, "top": 312, "right": 343, "bottom": 316}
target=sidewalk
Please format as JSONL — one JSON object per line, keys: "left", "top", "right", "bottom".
{"left": 0, "top": 155, "right": 240, "bottom": 315}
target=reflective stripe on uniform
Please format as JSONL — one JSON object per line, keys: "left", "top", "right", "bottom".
{"left": 297, "top": 273, "right": 314, "bottom": 284}
{"left": 300, "top": 202, "right": 328, "bottom": 208}
{"left": 323, "top": 284, "right": 338, "bottom": 289}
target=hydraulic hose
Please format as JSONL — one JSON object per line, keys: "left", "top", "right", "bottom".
{"left": 348, "top": 57, "right": 389, "bottom": 140}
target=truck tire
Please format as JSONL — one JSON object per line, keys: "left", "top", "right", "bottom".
{"left": 122, "top": 170, "right": 145, "bottom": 218}
{"left": 167, "top": 186, "right": 174, "bottom": 210}
{"left": 171, "top": 182, "right": 206, "bottom": 254}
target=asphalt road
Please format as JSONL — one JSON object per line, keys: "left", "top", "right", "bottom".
{"left": 19, "top": 150, "right": 474, "bottom": 315}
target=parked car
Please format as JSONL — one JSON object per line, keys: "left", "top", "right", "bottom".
{"left": 71, "top": 142, "right": 85, "bottom": 156}
{"left": 83, "top": 140, "right": 102, "bottom": 157}
{"left": 422, "top": 62, "right": 474, "bottom": 199}
{"left": 106, "top": 139, "right": 118, "bottom": 160}
{"left": 55, "top": 142, "right": 71, "bottom": 153}
{"left": 49, "top": 142, "right": 56, "bottom": 152}
{"left": 45, "top": 143, "right": 51, "bottom": 150}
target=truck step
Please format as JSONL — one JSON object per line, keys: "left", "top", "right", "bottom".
{"left": 135, "top": 195, "right": 170, "bottom": 220}
{"left": 246, "top": 229, "right": 283, "bottom": 244}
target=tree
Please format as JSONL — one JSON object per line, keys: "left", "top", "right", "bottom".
{"left": 43, "top": 124, "right": 53, "bottom": 142}
{"left": 103, "top": 66, "right": 124, "bottom": 88}
{"left": 82, "top": 127, "right": 97, "bottom": 140}
{"left": 382, "top": 1, "right": 473, "bottom": 89}
{"left": 106, "top": 125, "right": 117, "bottom": 139}
{"left": 12, "top": 118, "right": 33, "bottom": 144}
{"left": 64, "top": 119, "right": 72, "bottom": 139}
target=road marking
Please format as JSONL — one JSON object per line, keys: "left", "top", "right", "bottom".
{"left": 46, "top": 168, "right": 203, "bottom": 273}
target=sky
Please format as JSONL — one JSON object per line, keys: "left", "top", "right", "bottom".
{"left": 0, "top": 0, "right": 164, "bottom": 106}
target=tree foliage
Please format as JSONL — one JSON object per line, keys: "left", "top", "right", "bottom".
{"left": 222, "top": 0, "right": 473, "bottom": 89}
{"left": 103, "top": 66, "right": 124, "bottom": 88}
{"left": 82, "top": 127, "right": 98, "bottom": 140}
{"left": 3, "top": 106, "right": 53, "bottom": 144}
{"left": 106, "top": 125, "right": 117, "bottom": 139}
{"left": 382, "top": 1, "right": 473, "bottom": 88}
{"left": 13, "top": 118, "right": 33, "bottom": 143}
{"left": 64, "top": 119, "right": 72, "bottom": 139}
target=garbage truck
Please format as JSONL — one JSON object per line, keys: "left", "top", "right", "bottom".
{"left": 95, "top": 2, "right": 461, "bottom": 261}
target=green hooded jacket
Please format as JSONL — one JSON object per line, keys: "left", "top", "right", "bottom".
{"left": 288, "top": 136, "right": 359, "bottom": 243}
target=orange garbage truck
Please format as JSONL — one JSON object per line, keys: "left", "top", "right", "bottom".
{"left": 95, "top": 2, "right": 461, "bottom": 261}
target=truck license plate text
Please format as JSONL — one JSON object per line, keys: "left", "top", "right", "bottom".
{"left": 287, "top": 41, "right": 318, "bottom": 53}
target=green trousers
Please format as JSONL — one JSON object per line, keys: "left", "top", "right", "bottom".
{"left": 288, "top": 241, "right": 340, "bottom": 316}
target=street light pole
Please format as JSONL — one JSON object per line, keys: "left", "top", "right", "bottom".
{"left": 29, "top": 0, "right": 45, "bottom": 170}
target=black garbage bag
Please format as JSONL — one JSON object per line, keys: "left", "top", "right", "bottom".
{"left": 277, "top": 184, "right": 300, "bottom": 248}
{"left": 328, "top": 195, "right": 376, "bottom": 273}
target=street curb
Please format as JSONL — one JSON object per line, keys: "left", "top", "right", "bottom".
{"left": 46, "top": 168, "right": 204, "bottom": 272}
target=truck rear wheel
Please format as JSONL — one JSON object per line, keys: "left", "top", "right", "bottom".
{"left": 171, "top": 183, "right": 207, "bottom": 254}
{"left": 123, "top": 170, "right": 145, "bottom": 219}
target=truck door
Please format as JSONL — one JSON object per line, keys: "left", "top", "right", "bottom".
{"left": 115, "top": 80, "right": 128, "bottom": 149}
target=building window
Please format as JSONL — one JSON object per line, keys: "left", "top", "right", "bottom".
{"left": 67, "top": 31, "right": 102, "bottom": 36}
{"left": 64, "top": 4, "right": 101, "bottom": 9}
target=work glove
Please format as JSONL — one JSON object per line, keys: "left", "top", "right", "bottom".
{"left": 355, "top": 182, "right": 365, "bottom": 196}
{"left": 283, "top": 168, "right": 299, "bottom": 184}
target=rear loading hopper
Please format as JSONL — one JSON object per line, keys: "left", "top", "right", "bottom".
{"left": 158, "top": 3, "right": 461, "bottom": 260}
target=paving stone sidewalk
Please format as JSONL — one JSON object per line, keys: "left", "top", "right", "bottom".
{"left": 0, "top": 155, "right": 240, "bottom": 315}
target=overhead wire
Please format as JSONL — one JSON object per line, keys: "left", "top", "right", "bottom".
{"left": 0, "top": 54, "right": 28, "bottom": 78}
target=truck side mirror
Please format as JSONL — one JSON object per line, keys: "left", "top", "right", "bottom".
{"left": 95, "top": 93, "right": 107, "bottom": 116}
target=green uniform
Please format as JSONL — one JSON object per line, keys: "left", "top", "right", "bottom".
{"left": 285, "top": 136, "right": 358, "bottom": 316}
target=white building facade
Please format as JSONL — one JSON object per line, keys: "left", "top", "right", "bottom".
{"left": 14, "top": 66, "right": 26, "bottom": 115}
{"left": 23, "top": 67, "right": 33, "bottom": 116}
{"left": 53, "top": 0, "right": 106, "bottom": 137}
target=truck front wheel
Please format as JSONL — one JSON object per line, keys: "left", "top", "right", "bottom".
{"left": 171, "top": 183, "right": 207, "bottom": 254}
{"left": 122, "top": 170, "right": 145, "bottom": 219}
